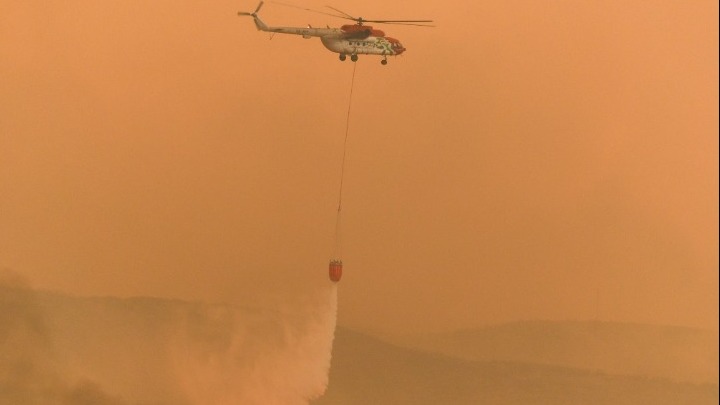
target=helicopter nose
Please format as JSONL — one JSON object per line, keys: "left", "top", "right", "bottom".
{"left": 386, "top": 37, "right": 405, "bottom": 55}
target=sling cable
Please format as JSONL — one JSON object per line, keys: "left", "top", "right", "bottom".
{"left": 329, "top": 63, "right": 357, "bottom": 283}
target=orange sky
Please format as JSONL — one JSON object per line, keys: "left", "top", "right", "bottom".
{"left": 1, "top": 0, "right": 717, "bottom": 335}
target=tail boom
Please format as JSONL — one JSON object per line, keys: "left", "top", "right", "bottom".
{"left": 238, "top": 1, "right": 340, "bottom": 38}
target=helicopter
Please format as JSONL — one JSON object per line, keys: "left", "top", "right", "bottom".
{"left": 238, "top": 2, "right": 433, "bottom": 65}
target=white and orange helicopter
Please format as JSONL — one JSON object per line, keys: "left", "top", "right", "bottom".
{"left": 238, "top": 2, "right": 433, "bottom": 65}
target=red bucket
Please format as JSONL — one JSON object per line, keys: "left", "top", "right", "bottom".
{"left": 329, "top": 260, "right": 343, "bottom": 282}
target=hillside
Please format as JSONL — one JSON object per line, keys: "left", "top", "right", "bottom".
{"left": 402, "top": 321, "right": 719, "bottom": 383}
{"left": 2, "top": 283, "right": 717, "bottom": 404}
{"left": 313, "top": 328, "right": 718, "bottom": 405}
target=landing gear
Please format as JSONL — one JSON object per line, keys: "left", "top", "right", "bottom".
{"left": 350, "top": 54, "right": 358, "bottom": 62}
{"left": 381, "top": 58, "right": 388, "bottom": 65}
{"left": 339, "top": 53, "right": 346, "bottom": 61}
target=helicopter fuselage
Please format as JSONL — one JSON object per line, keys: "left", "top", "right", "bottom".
{"left": 252, "top": 23, "right": 406, "bottom": 57}
{"left": 320, "top": 36, "right": 405, "bottom": 56}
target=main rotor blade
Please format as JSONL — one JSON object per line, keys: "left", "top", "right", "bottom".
{"left": 360, "top": 19, "right": 434, "bottom": 23}
{"left": 372, "top": 21, "right": 435, "bottom": 27}
{"left": 269, "top": 2, "right": 434, "bottom": 27}
{"left": 272, "top": 1, "right": 349, "bottom": 19}
{"left": 325, "top": 6, "right": 356, "bottom": 20}
{"left": 238, "top": 12, "right": 253, "bottom": 16}
{"left": 255, "top": 1, "right": 264, "bottom": 13}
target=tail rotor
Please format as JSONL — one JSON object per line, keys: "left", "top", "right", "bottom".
{"left": 238, "top": 1, "right": 264, "bottom": 16}
{"left": 238, "top": 1, "right": 268, "bottom": 31}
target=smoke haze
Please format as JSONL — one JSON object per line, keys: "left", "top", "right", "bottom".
{"left": 1, "top": 0, "right": 716, "bottom": 336}
{"left": 0, "top": 0, "right": 717, "bottom": 402}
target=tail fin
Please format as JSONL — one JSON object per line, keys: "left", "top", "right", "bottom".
{"left": 237, "top": 1, "right": 269, "bottom": 31}
{"left": 252, "top": 15, "right": 269, "bottom": 31}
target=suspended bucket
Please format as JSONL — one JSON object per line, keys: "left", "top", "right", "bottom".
{"left": 329, "top": 259, "right": 343, "bottom": 282}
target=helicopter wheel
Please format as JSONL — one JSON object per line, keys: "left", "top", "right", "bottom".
{"left": 381, "top": 59, "right": 388, "bottom": 65}
{"left": 350, "top": 54, "right": 358, "bottom": 62}
{"left": 339, "top": 54, "right": 346, "bottom": 61}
